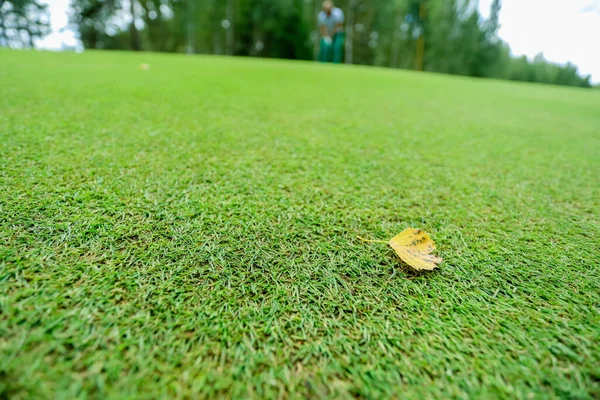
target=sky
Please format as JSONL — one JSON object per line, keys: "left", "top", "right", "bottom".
{"left": 36, "top": 0, "right": 79, "bottom": 50}
{"left": 38, "top": 0, "right": 600, "bottom": 82}
{"left": 479, "top": 0, "right": 600, "bottom": 82}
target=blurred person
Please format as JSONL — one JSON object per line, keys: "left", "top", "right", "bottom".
{"left": 318, "top": 1, "right": 345, "bottom": 63}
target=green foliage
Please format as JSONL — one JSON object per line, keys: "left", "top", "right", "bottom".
{"left": 425, "top": 0, "right": 471, "bottom": 75}
{"left": 505, "top": 53, "right": 592, "bottom": 88}
{"left": 69, "top": 0, "right": 121, "bottom": 49}
{"left": 63, "top": 0, "right": 592, "bottom": 88}
{"left": 234, "top": 0, "right": 313, "bottom": 59}
{"left": 1, "top": 49, "right": 599, "bottom": 399}
{"left": 138, "top": 0, "right": 184, "bottom": 52}
{"left": 0, "top": 0, "right": 49, "bottom": 47}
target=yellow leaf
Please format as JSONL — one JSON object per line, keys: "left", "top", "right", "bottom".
{"left": 358, "top": 228, "right": 442, "bottom": 271}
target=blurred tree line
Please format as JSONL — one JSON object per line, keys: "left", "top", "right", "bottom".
{"left": 0, "top": 0, "right": 592, "bottom": 88}
{"left": 0, "top": 0, "right": 50, "bottom": 47}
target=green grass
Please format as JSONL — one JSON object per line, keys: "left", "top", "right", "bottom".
{"left": 1, "top": 49, "right": 599, "bottom": 399}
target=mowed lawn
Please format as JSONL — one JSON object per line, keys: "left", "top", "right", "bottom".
{"left": 1, "top": 49, "right": 599, "bottom": 399}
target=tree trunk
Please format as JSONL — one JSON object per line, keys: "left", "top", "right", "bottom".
{"left": 312, "top": 0, "right": 320, "bottom": 60}
{"left": 89, "top": 28, "right": 98, "bottom": 49}
{"left": 415, "top": 35, "right": 424, "bottom": 71}
{"left": 390, "top": 6, "right": 403, "bottom": 68}
{"left": 226, "top": 0, "right": 234, "bottom": 55}
{"left": 186, "top": 0, "right": 195, "bottom": 54}
{"left": 345, "top": 0, "right": 356, "bottom": 64}
{"left": 26, "top": 28, "right": 34, "bottom": 48}
{"left": 414, "top": 0, "right": 427, "bottom": 71}
{"left": 129, "top": 0, "right": 141, "bottom": 51}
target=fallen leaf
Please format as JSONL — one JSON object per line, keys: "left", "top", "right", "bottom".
{"left": 140, "top": 63, "right": 151, "bottom": 70}
{"left": 358, "top": 228, "right": 442, "bottom": 271}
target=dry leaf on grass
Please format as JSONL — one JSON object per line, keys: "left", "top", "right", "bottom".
{"left": 358, "top": 228, "right": 443, "bottom": 271}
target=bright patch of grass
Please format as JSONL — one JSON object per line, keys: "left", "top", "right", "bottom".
{"left": 1, "top": 49, "right": 599, "bottom": 398}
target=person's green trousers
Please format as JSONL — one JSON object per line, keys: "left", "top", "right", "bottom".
{"left": 318, "top": 33, "right": 345, "bottom": 63}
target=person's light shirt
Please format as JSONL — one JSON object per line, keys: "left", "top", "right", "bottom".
{"left": 318, "top": 7, "right": 344, "bottom": 36}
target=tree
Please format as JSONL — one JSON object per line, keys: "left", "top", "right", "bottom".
{"left": 65, "top": 0, "right": 592, "bottom": 88}
{"left": 225, "top": 0, "right": 234, "bottom": 55}
{"left": 233, "top": 0, "right": 312, "bottom": 59}
{"left": 425, "top": 0, "right": 465, "bottom": 74}
{"left": 387, "top": 0, "right": 405, "bottom": 68}
{"left": 487, "top": 0, "right": 500, "bottom": 37}
{"left": 0, "top": 0, "right": 50, "bottom": 48}
{"left": 344, "top": 0, "right": 357, "bottom": 64}
{"left": 69, "top": 0, "right": 121, "bottom": 49}
{"left": 70, "top": 0, "right": 146, "bottom": 51}
{"left": 129, "top": 0, "right": 141, "bottom": 51}
{"left": 470, "top": 0, "right": 501, "bottom": 77}
{"left": 137, "top": 0, "right": 185, "bottom": 53}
